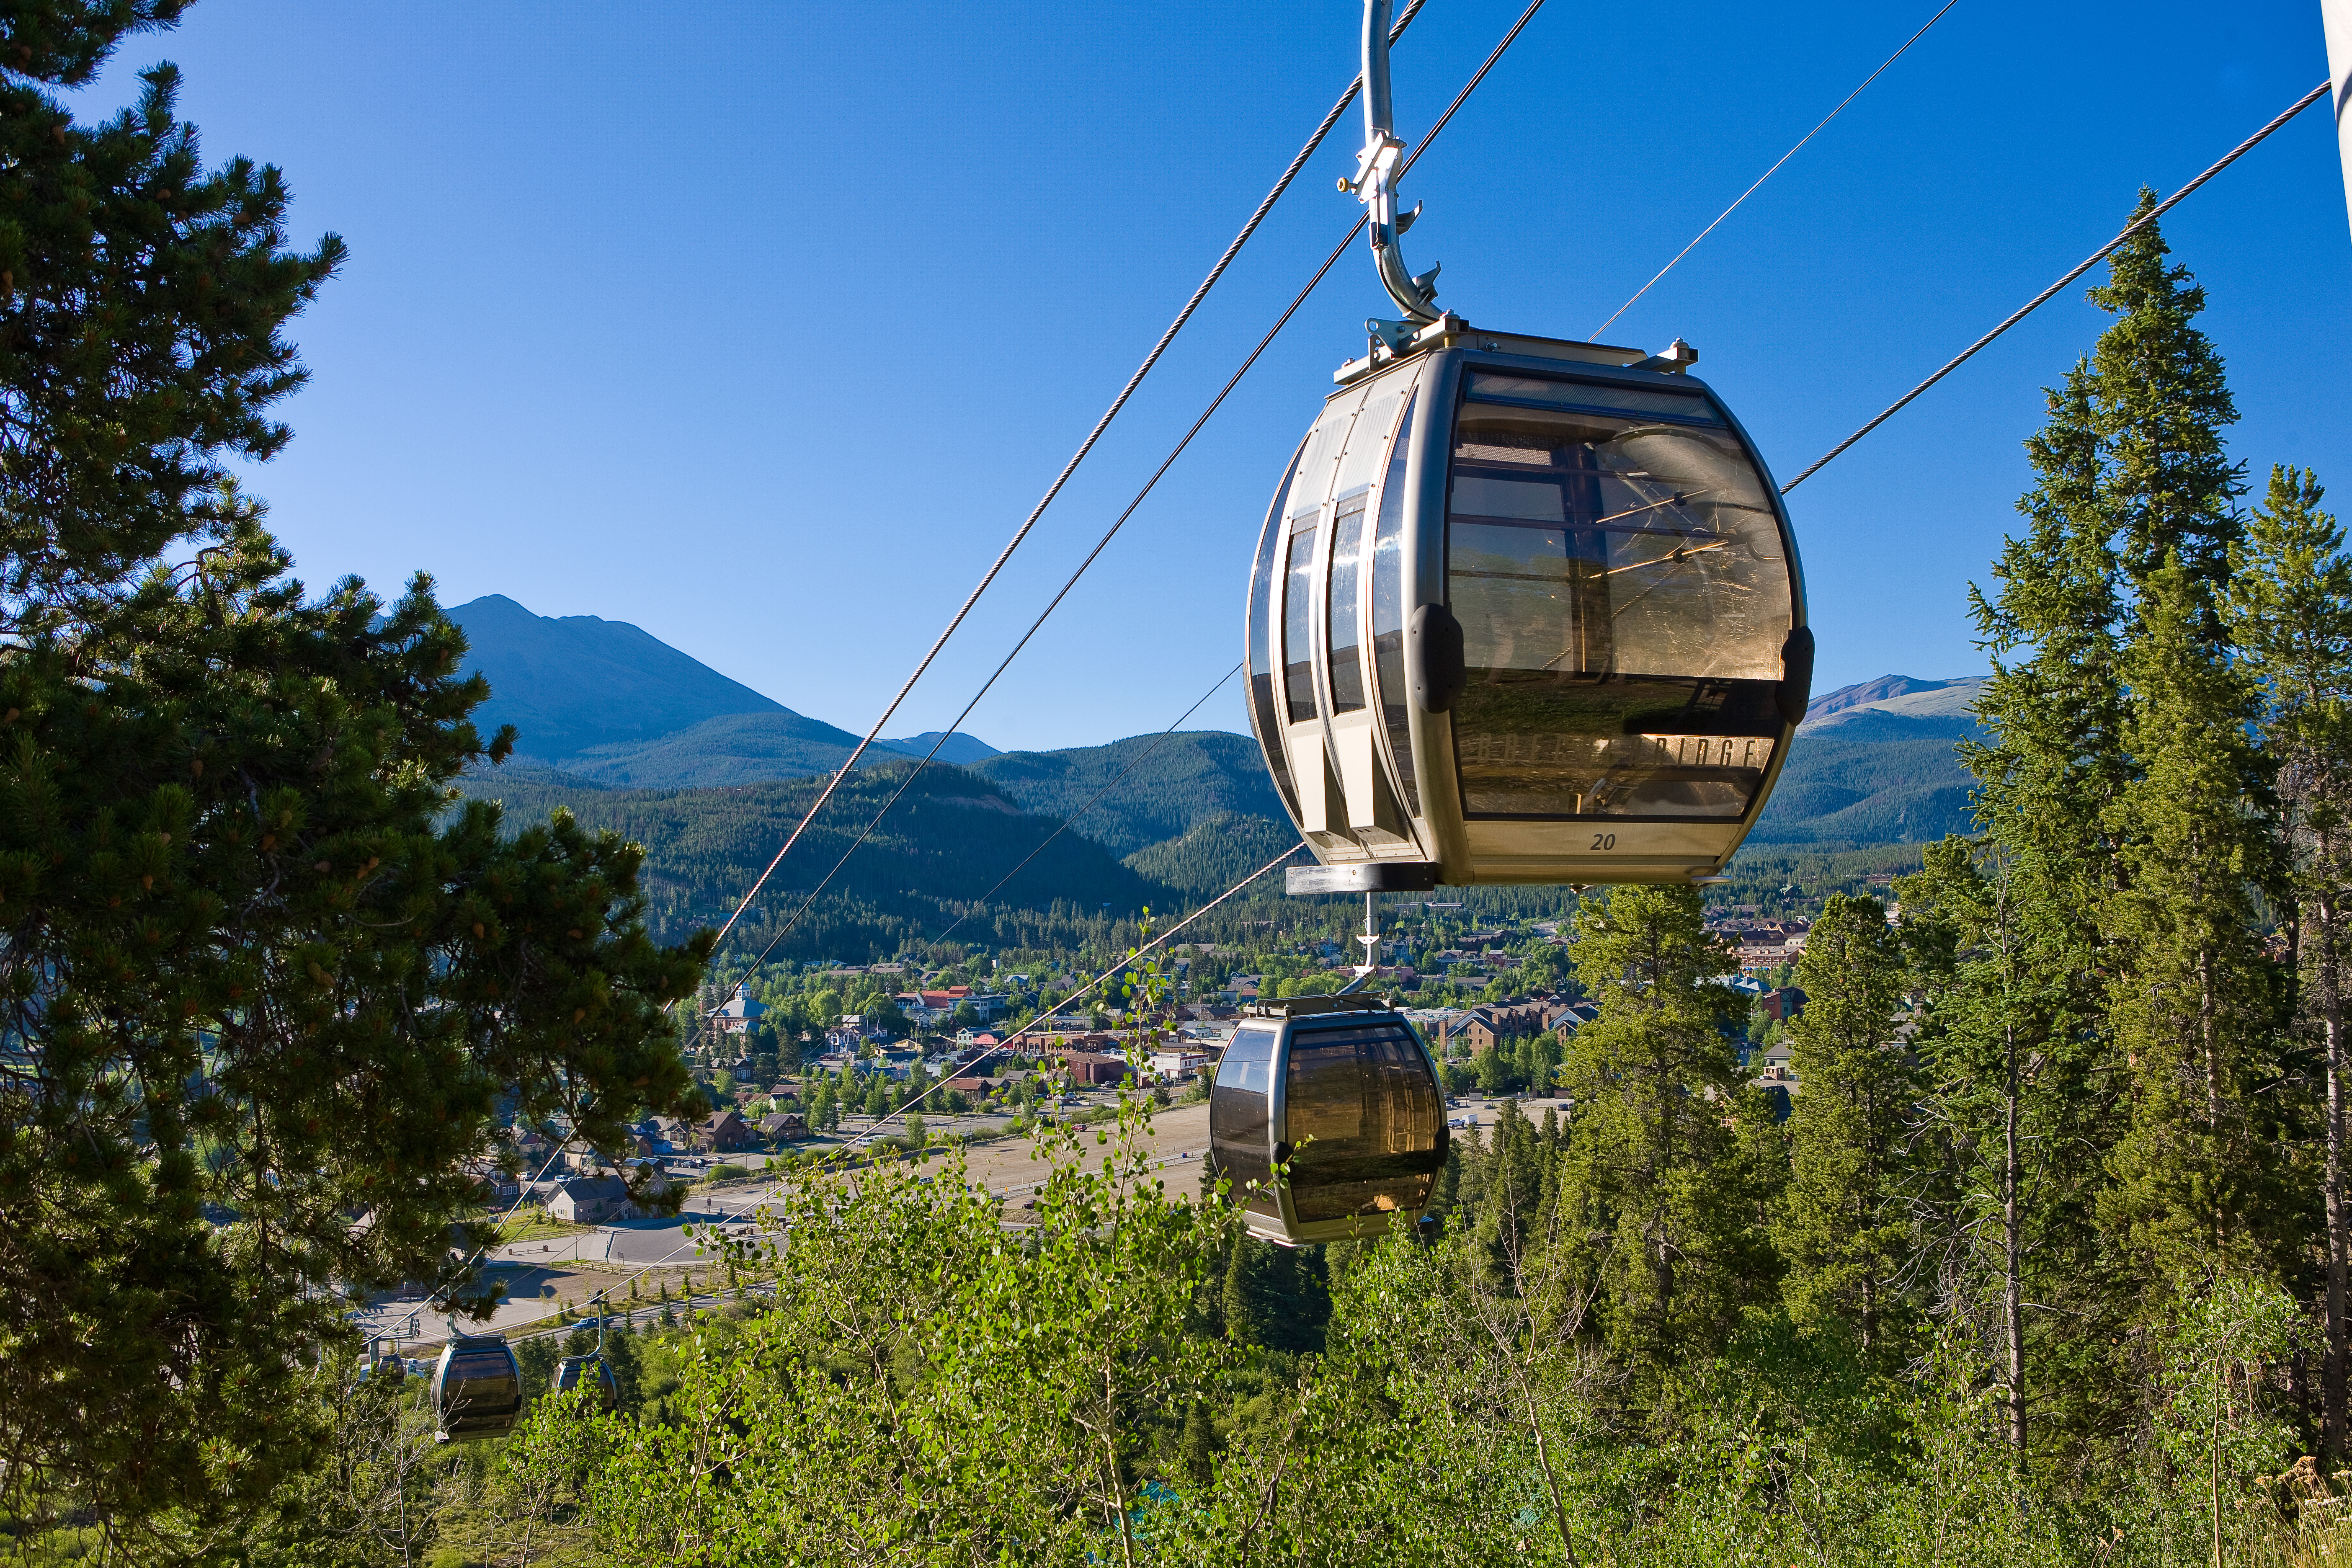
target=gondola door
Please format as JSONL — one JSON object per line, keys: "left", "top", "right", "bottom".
{"left": 1319, "top": 382, "right": 1418, "bottom": 853}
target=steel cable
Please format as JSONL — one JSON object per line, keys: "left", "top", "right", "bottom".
{"left": 1780, "top": 78, "right": 2329, "bottom": 494}
{"left": 1590, "top": 0, "right": 1960, "bottom": 341}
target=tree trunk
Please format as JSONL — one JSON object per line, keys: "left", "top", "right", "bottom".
{"left": 2319, "top": 888, "right": 2347, "bottom": 1460}
{"left": 2005, "top": 1012, "right": 2027, "bottom": 1465}
{"left": 1996, "top": 874, "right": 2028, "bottom": 1465}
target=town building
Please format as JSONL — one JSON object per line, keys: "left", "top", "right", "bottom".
{"left": 690, "top": 1110, "right": 758, "bottom": 1153}
{"left": 707, "top": 994, "right": 766, "bottom": 1037}
{"left": 758, "top": 1111, "right": 812, "bottom": 1142}
{"left": 546, "top": 1170, "right": 673, "bottom": 1225}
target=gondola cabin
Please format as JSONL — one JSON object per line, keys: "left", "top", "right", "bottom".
{"left": 552, "top": 1351, "right": 621, "bottom": 1412}
{"left": 1245, "top": 322, "right": 1810, "bottom": 889}
{"left": 431, "top": 1333, "right": 524, "bottom": 1443}
{"left": 1208, "top": 995, "right": 1446, "bottom": 1246}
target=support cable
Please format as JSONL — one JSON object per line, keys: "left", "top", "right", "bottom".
{"left": 687, "top": 0, "right": 1431, "bottom": 969}
{"left": 686, "top": 0, "right": 1553, "bottom": 1042}
{"left": 1781, "top": 78, "right": 2329, "bottom": 494}
{"left": 1591, "top": 0, "right": 1959, "bottom": 341}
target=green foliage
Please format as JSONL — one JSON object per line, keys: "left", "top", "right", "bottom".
{"left": 1777, "top": 894, "right": 1923, "bottom": 1362}
{"left": 1553, "top": 886, "right": 1777, "bottom": 1386}
{"left": 580, "top": 1098, "right": 1229, "bottom": 1561}
{"left": 2098, "top": 554, "right": 2292, "bottom": 1289}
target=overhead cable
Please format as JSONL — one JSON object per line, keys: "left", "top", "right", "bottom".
{"left": 688, "top": 0, "right": 1555, "bottom": 1034}
{"left": 1591, "top": 0, "right": 1959, "bottom": 341}
{"left": 688, "top": 0, "right": 1431, "bottom": 969}
{"left": 1780, "top": 78, "right": 2330, "bottom": 494}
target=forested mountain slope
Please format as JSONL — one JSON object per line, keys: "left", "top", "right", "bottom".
{"left": 972, "top": 731, "right": 1290, "bottom": 858}
{"left": 452, "top": 762, "right": 1156, "bottom": 958}
{"left": 1745, "top": 676, "right": 1985, "bottom": 846}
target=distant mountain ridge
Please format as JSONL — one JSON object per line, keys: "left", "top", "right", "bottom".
{"left": 447, "top": 596, "right": 1998, "bottom": 881}
{"left": 1802, "top": 673, "right": 1979, "bottom": 726}
{"left": 1800, "top": 675, "right": 1985, "bottom": 735}
{"left": 1754, "top": 674, "right": 1988, "bottom": 846}
{"left": 446, "top": 596, "right": 993, "bottom": 771}
{"left": 449, "top": 595, "right": 790, "bottom": 759}
{"left": 444, "top": 594, "right": 1245, "bottom": 901}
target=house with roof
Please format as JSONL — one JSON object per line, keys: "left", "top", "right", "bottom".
{"left": 707, "top": 994, "right": 766, "bottom": 1037}
{"left": 549, "top": 1173, "right": 635, "bottom": 1225}
{"left": 690, "top": 1110, "right": 758, "bottom": 1153}
{"left": 1150, "top": 1049, "right": 1212, "bottom": 1081}
{"left": 1544, "top": 999, "right": 1600, "bottom": 1033}
{"left": 758, "top": 1111, "right": 813, "bottom": 1142}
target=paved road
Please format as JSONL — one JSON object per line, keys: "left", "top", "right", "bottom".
{"left": 1443, "top": 1095, "right": 1569, "bottom": 1132}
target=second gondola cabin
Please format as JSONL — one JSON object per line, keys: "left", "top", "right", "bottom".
{"left": 552, "top": 1351, "right": 621, "bottom": 1412}
{"left": 1245, "top": 322, "right": 1810, "bottom": 889}
{"left": 433, "top": 1335, "right": 529, "bottom": 1448}
{"left": 1208, "top": 995, "right": 1446, "bottom": 1246}
{"left": 431, "top": 1333, "right": 525, "bottom": 1443}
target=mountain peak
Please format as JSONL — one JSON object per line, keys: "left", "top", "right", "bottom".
{"left": 448, "top": 595, "right": 789, "bottom": 760}
{"left": 1805, "top": 674, "right": 1966, "bottom": 724}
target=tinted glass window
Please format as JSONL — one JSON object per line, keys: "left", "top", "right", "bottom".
{"left": 1371, "top": 394, "right": 1419, "bottom": 816}
{"left": 1248, "top": 459, "right": 1303, "bottom": 820}
{"left": 1326, "top": 494, "right": 1368, "bottom": 714}
{"left": 1446, "top": 374, "right": 1792, "bottom": 820}
{"left": 1280, "top": 1021, "right": 1443, "bottom": 1222}
{"left": 1211, "top": 1026, "right": 1277, "bottom": 1214}
{"left": 438, "top": 1349, "right": 521, "bottom": 1431}
{"left": 1283, "top": 525, "right": 1319, "bottom": 724}
{"left": 1465, "top": 370, "right": 1723, "bottom": 424}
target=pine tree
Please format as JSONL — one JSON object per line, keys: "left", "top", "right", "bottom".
{"left": 2098, "top": 554, "right": 2292, "bottom": 1307}
{"left": 1222, "top": 1238, "right": 1273, "bottom": 1348}
{"left": 1901, "top": 838, "right": 2096, "bottom": 1466}
{"left": 0, "top": 13, "right": 709, "bottom": 1534}
{"left": 1471, "top": 1099, "right": 1551, "bottom": 1290}
{"left": 2224, "top": 464, "right": 2352, "bottom": 1452}
{"left": 1553, "top": 885, "right": 1775, "bottom": 1383}
{"left": 1774, "top": 895, "right": 1921, "bottom": 1362}
{"left": 2086, "top": 192, "right": 2245, "bottom": 596}
{"left": 1950, "top": 200, "right": 2262, "bottom": 1466}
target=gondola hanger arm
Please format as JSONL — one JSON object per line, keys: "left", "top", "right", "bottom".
{"left": 1345, "top": 0, "right": 1442, "bottom": 324}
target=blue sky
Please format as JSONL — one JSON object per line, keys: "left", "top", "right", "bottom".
{"left": 64, "top": 0, "right": 2352, "bottom": 753}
